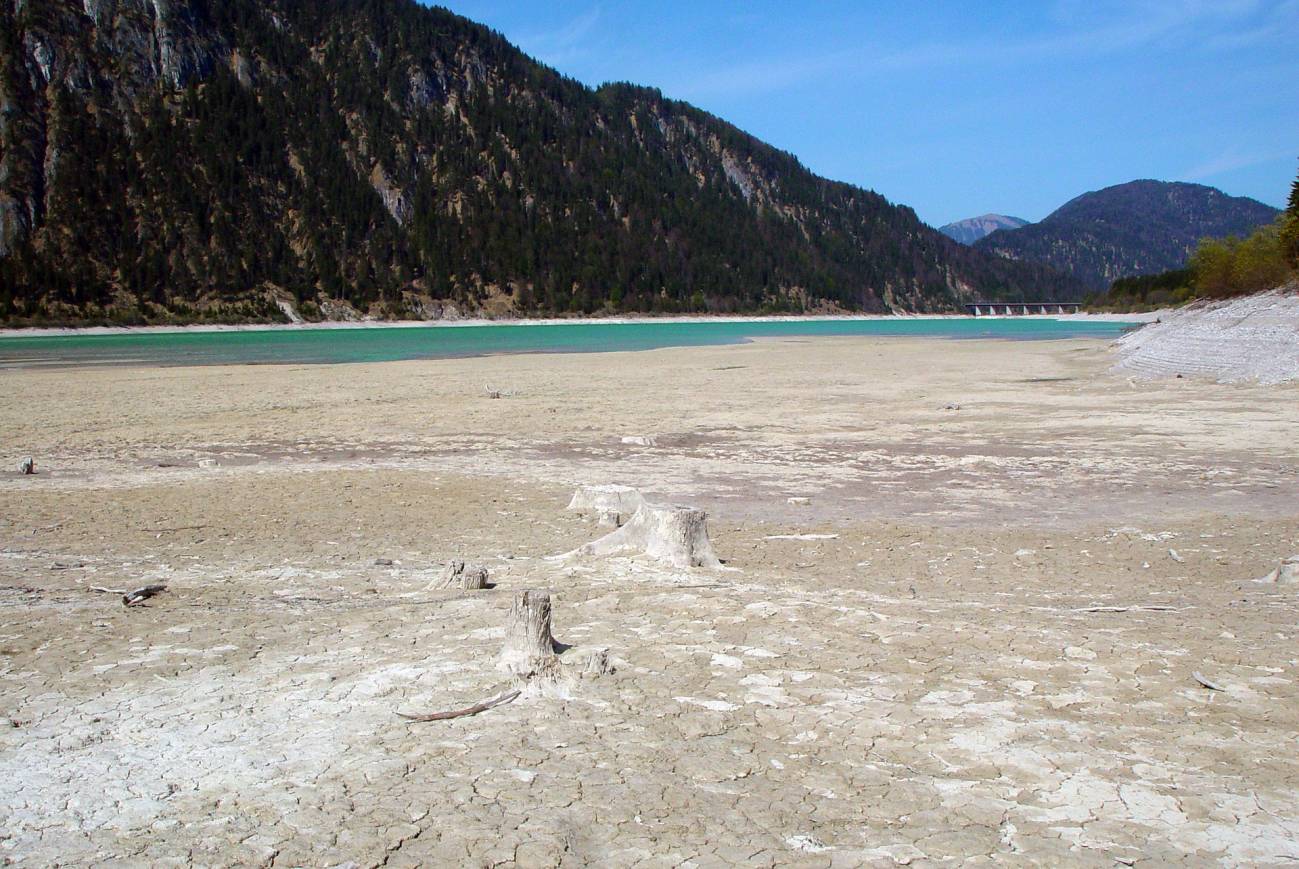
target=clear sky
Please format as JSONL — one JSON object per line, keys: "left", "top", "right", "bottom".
{"left": 436, "top": 1, "right": 1298, "bottom": 227}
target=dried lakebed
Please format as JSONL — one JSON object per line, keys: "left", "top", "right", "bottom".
{"left": 2, "top": 336, "right": 1297, "bottom": 865}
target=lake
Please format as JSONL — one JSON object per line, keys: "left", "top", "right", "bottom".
{"left": 0, "top": 317, "right": 1139, "bottom": 368}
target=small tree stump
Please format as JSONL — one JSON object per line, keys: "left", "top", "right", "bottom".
{"left": 433, "top": 560, "right": 489, "bottom": 590}
{"left": 1260, "top": 555, "right": 1299, "bottom": 585}
{"left": 499, "top": 590, "right": 559, "bottom": 679}
{"left": 19, "top": 457, "right": 35, "bottom": 475}
{"left": 566, "top": 503, "right": 721, "bottom": 569}
{"left": 399, "top": 591, "right": 612, "bottom": 722}
{"left": 578, "top": 648, "right": 614, "bottom": 678}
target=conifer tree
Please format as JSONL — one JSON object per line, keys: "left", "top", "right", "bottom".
{"left": 1283, "top": 160, "right": 1299, "bottom": 267}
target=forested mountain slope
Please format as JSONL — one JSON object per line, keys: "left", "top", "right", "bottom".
{"left": 975, "top": 180, "right": 1278, "bottom": 292}
{"left": 0, "top": 0, "right": 1078, "bottom": 324}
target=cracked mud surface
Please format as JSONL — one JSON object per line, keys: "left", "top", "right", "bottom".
{"left": 2, "top": 337, "right": 1298, "bottom": 866}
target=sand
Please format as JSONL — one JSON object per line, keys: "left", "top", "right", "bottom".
{"left": 1, "top": 336, "right": 1297, "bottom": 865}
{"left": 1115, "top": 287, "right": 1299, "bottom": 385}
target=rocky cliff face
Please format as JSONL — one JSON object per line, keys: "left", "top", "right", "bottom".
{"left": 0, "top": 0, "right": 1079, "bottom": 324}
{"left": 975, "top": 181, "right": 1280, "bottom": 291}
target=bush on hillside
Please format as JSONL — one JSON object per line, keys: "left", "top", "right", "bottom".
{"left": 1190, "top": 219, "right": 1294, "bottom": 298}
{"left": 1092, "top": 268, "right": 1195, "bottom": 311}
{"left": 1088, "top": 161, "right": 1299, "bottom": 311}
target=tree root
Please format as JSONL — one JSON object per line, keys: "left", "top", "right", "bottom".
{"left": 398, "top": 688, "right": 521, "bottom": 722}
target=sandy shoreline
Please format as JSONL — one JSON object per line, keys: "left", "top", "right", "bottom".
{"left": 2, "top": 335, "right": 1295, "bottom": 864}
{"left": 0, "top": 309, "right": 1155, "bottom": 338}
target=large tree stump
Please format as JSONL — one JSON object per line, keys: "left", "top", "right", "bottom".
{"left": 499, "top": 590, "right": 559, "bottom": 679}
{"left": 565, "top": 503, "right": 721, "bottom": 569}
{"left": 432, "top": 560, "right": 489, "bottom": 590}
{"left": 1260, "top": 555, "right": 1299, "bottom": 585}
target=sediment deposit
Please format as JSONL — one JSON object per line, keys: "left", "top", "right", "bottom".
{"left": 2, "top": 336, "right": 1297, "bottom": 865}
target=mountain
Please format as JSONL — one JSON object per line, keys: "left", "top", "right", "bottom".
{"left": 938, "top": 214, "right": 1029, "bottom": 245}
{"left": 974, "top": 180, "right": 1280, "bottom": 291}
{"left": 0, "top": 0, "right": 1079, "bottom": 325}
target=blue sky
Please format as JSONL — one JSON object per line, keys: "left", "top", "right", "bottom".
{"left": 436, "top": 1, "right": 1298, "bottom": 227}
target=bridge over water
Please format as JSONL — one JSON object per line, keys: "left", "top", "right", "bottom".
{"left": 965, "top": 302, "right": 1081, "bottom": 316}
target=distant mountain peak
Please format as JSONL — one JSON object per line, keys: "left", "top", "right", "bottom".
{"left": 939, "top": 214, "right": 1029, "bottom": 245}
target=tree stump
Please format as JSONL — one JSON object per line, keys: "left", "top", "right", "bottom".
{"left": 499, "top": 590, "right": 559, "bottom": 679}
{"left": 578, "top": 648, "right": 614, "bottom": 678}
{"left": 19, "top": 457, "right": 35, "bottom": 475}
{"left": 566, "top": 484, "right": 644, "bottom": 527}
{"left": 399, "top": 590, "right": 578, "bottom": 722}
{"left": 432, "top": 560, "right": 489, "bottom": 590}
{"left": 566, "top": 503, "right": 721, "bottom": 569}
{"left": 1260, "top": 555, "right": 1299, "bottom": 585}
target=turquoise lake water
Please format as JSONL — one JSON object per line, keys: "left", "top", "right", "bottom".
{"left": 0, "top": 318, "right": 1139, "bottom": 368}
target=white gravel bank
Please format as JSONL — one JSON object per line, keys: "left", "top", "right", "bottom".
{"left": 1113, "top": 286, "right": 1299, "bottom": 384}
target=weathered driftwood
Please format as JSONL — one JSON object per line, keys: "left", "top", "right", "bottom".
{"left": 1258, "top": 555, "right": 1299, "bottom": 585}
{"left": 432, "top": 560, "right": 489, "bottom": 590}
{"left": 1074, "top": 605, "right": 1180, "bottom": 613}
{"left": 19, "top": 457, "right": 35, "bottom": 475}
{"left": 499, "top": 590, "right": 559, "bottom": 679}
{"left": 397, "top": 688, "right": 521, "bottom": 722}
{"left": 566, "top": 484, "right": 644, "bottom": 527}
{"left": 1192, "top": 671, "right": 1225, "bottom": 692}
{"left": 123, "top": 584, "right": 167, "bottom": 606}
{"left": 565, "top": 503, "right": 721, "bottom": 569}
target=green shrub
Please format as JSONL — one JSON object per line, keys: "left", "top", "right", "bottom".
{"left": 1190, "top": 219, "right": 1293, "bottom": 299}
